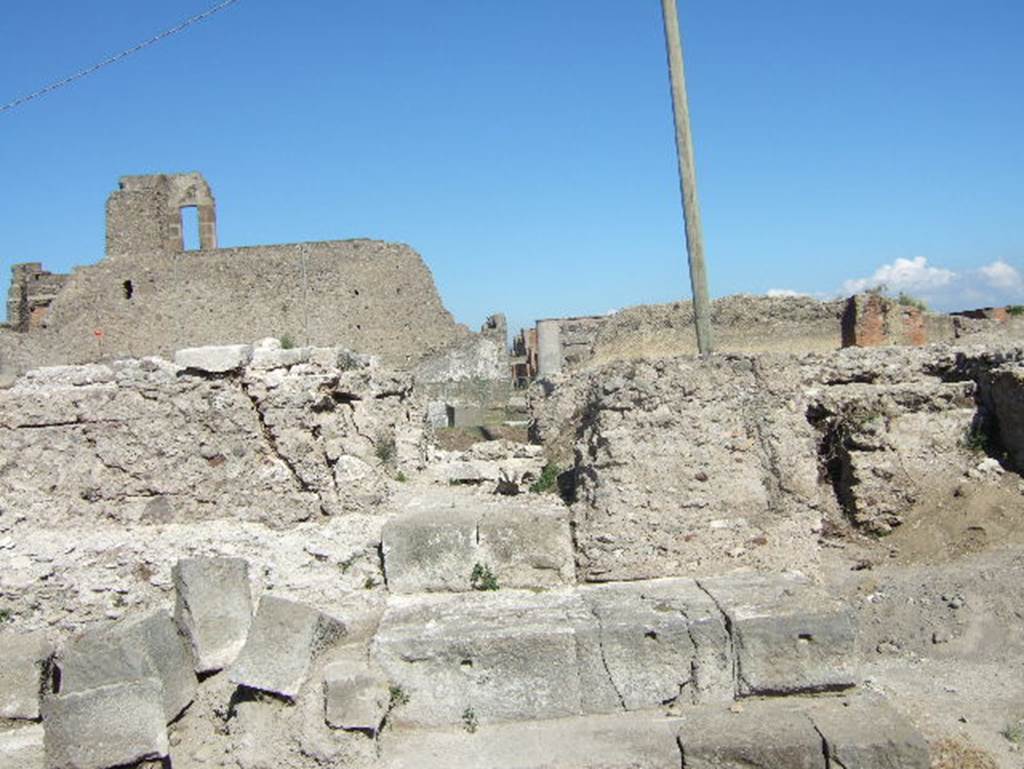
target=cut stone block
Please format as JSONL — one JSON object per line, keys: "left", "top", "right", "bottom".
{"left": 0, "top": 631, "right": 51, "bottom": 721}
{"left": 579, "top": 579, "right": 733, "bottom": 710}
{"left": 677, "top": 700, "right": 824, "bottom": 769}
{"left": 58, "top": 610, "right": 197, "bottom": 722}
{"left": 230, "top": 595, "right": 345, "bottom": 700}
{"left": 174, "top": 344, "right": 252, "bottom": 373}
{"left": 372, "top": 590, "right": 588, "bottom": 728}
{"left": 42, "top": 679, "right": 169, "bottom": 769}
{"left": 251, "top": 346, "right": 310, "bottom": 370}
{"left": 811, "top": 695, "right": 930, "bottom": 769}
{"left": 323, "top": 660, "right": 390, "bottom": 734}
{"left": 381, "top": 712, "right": 682, "bottom": 769}
{"left": 381, "top": 510, "right": 478, "bottom": 593}
{"left": 0, "top": 724, "right": 45, "bottom": 769}
{"left": 381, "top": 501, "right": 574, "bottom": 594}
{"left": 173, "top": 556, "right": 253, "bottom": 672}
{"left": 447, "top": 405, "right": 485, "bottom": 427}
{"left": 698, "top": 573, "right": 856, "bottom": 696}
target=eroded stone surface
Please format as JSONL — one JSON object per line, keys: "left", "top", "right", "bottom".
{"left": 0, "top": 724, "right": 44, "bottom": 769}
{"left": 323, "top": 660, "right": 390, "bottom": 734}
{"left": 0, "top": 631, "right": 50, "bottom": 721}
{"left": 174, "top": 556, "right": 253, "bottom": 673}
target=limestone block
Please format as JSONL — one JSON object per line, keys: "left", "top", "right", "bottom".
{"left": 476, "top": 508, "right": 575, "bottom": 590}
{"left": 58, "top": 609, "right": 197, "bottom": 722}
{"left": 174, "top": 344, "right": 252, "bottom": 373}
{"left": 42, "top": 679, "right": 169, "bottom": 769}
{"left": 323, "top": 660, "right": 390, "bottom": 734}
{"left": 381, "top": 712, "right": 682, "bottom": 769}
{"left": 677, "top": 701, "right": 824, "bottom": 769}
{"left": 173, "top": 556, "right": 253, "bottom": 672}
{"left": 372, "top": 591, "right": 588, "bottom": 727}
{"left": 251, "top": 346, "right": 310, "bottom": 370}
{"left": 0, "top": 724, "right": 45, "bottom": 769}
{"left": 448, "top": 405, "right": 485, "bottom": 427}
{"left": 230, "top": 595, "right": 345, "bottom": 700}
{"left": 811, "top": 696, "right": 930, "bottom": 769}
{"left": 698, "top": 573, "right": 855, "bottom": 696}
{"left": 0, "top": 631, "right": 51, "bottom": 720}
{"left": 425, "top": 401, "right": 449, "bottom": 429}
{"left": 381, "top": 510, "right": 478, "bottom": 593}
{"left": 579, "top": 579, "right": 733, "bottom": 710}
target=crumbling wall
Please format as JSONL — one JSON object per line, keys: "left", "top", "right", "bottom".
{"left": 4, "top": 263, "right": 70, "bottom": 332}
{"left": 106, "top": 173, "right": 217, "bottom": 256}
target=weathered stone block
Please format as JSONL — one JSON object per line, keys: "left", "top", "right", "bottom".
{"left": 447, "top": 404, "right": 485, "bottom": 427}
{"left": 698, "top": 573, "right": 856, "bottom": 696}
{"left": 677, "top": 701, "right": 824, "bottom": 769}
{"left": 372, "top": 591, "right": 588, "bottom": 727}
{"left": 811, "top": 696, "right": 930, "bottom": 769}
{"left": 58, "top": 609, "right": 197, "bottom": 723}
{"left": 173, "top": 556, "right": 253, "bottom": 672}
{"left": 230, "top": 595, "right": 345, "bottom": 700}
{"left": 42, "top": 679, "right": 169, "bottom": 769}
{"left": 0, "top": 631, "right": 50, "bottom": 721}
{"left": 381, "top": 510, "right": 478, "bottom": 593}
{"left": 477, "top": 508, "right": 575, "bottom": 591}
{"left": 251, "top": 346, "right": 310, "bottom": 370}
{"left": 0, "top": 724, "right": 45, "bottom": 769}
{"left": 323, "top": 660, "right": 390, "bottom": 734}
{"left": 174, "top": 344, "right": 252, "bottom": 373}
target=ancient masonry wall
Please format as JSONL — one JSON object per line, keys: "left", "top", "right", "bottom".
{"left": 1, "top": 174, "right": 472, "bottom": 382}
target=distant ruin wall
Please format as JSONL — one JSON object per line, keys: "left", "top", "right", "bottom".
{"left": 1, "top": 239, "right": 470, "bottom": 381}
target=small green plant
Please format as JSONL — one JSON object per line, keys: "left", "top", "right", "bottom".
{"left": 461, "top": 705, "right": 478, "bottom": 734}
{"left": 1007, "top": 305, "right": 1024, "bottom": 316}
{"left": 470, "top": 563, "right": 499, "bottom": 591}
{"left": 529, "top": 463, "right": 561, "bottom": 494}
{"left": 896, "top": 292, "right": 928, "bottom": 312}
{"left": 1002, "top": 719, "right": 1024, "bottom": 744}
{"left": 374, "top": 433, "right": 397, "bottom": 465}
{"left": 388, "top": 685, "right": 410, "bottom": 709}
{"left": 364, "top": 575, "right": 378, "bottom": 590}
{"left": 0, "top": 607, "right": 13, "bottom": 624}
{"left": 963, "top": 424, "right": 992, "bottom": 455}
{"left": 279, "top": 334, "right": 296, "bottom": 350}
{"left": 394, "top": 470, "right": 408, "bottom": 483}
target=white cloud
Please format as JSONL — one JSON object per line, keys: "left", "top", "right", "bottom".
{"left": 766, "top": 289, "right": 806, "bottom": 298}
{"left": 839, "top": 257, "right": 1024, "bottom": 312}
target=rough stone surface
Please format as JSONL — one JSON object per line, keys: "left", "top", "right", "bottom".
{"left": 42, "top": 679, "right": 169, "bottom": 769}
{"left": 699, "top": 572, "right": 856, "bottom": 696}
{"left": 174, "top": 344, "right": 253, "bottom": 373}
{"left": 58, "top": 609, "right": 197, "bottom": 722}
{"left": 230, "top": 596, "right": 345, "bottom": 700}
{"left": 0, "top": 724, "right": 45, "bottom": 769}
{"left": 173, "top": 556, "right": 253, "bottom": 672}
{"left": 677, "top": 700, "right": 824, "bottom": 769}
{"left": 381, "top": 488, "right": 574, "bottom": 593}
{"left": 0, "top": 631, "right": 50, "bottom": 721}
{"left": 323, "top": 660, "right": 390, "bottom": 734}
{"left": 811, "top": 695, "right": 931, "bottom": 769}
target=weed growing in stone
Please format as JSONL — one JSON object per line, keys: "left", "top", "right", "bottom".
{"left": 374, "top": 434, "right": 396, "bottom": 465}
{"left": 1002, "top": 718, "right": 1024, "bottom": 744}
{"left": 394, "top": 470, "right": 408, "bottom": 483}
{"left": 462, "top": 706, "right": 478, "bottom": 733}
{"left": 896, "top": 292, "right": 928, "bottom": 312}
{"left": 964, "top": 424, "right": 993, "bottom": 455}
{"left": 279, "top": 334, "right": 296, "bottom": 350}
{"left": 364, "top": 575, "right": 378, "bottom": 589}
{"left": 529, "top": 463, "right": 561, "bottom": 494}
{"left": 388, "top": 685, "right": 410, "bottom": 709}
{"left": 470, "top": 563, "right": 499, "bottom": 591}
{"left": 1008, "top": 305, "right": 1024, "bottom": 316}
{"left": 0, "top": 607, "right": 12, "bottom": 623}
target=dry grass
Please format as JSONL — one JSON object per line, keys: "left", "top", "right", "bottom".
{"left": 931, "top": 737, "right": 999, "bottom": 769}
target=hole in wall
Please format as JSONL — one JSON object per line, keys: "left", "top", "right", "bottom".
{"left": 181, "top": 206, "right": 201, "bottom": 251}
{"left": 353, "top": 288, "right": 360, "bottom": 296}
{"left": 122, "top": 280, "right": 134, "bottom": 300}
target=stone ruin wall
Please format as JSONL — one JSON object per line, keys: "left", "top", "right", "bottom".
{"left": 0, "top": 173, "right": 475, "bottom": 385}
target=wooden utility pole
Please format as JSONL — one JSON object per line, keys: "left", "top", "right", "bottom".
{"left": 660, "top": 0, "right": 713, "bottom": 355}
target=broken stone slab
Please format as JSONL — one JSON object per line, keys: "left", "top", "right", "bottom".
{"left": 173, "top": 556, "right": 253, "bottom": 672}
{"left": 174, "top": 344, "right": 252, "bottom": 373}
{"left": 0, "top": 631, "right": 51, "bottom": 721}
{"left": 0, "top": 724, "right": 45, "bottom": 769}
{"left": 677, "top": 700, "right": 825, "bottom": 769}
{"left": 251, "top": 346, "right": 310, "bottom": 370}
{"left": 230, "top": 595, "right": 345, "bottom": 700}
{"left": 380, "top": 712, "right": 682, "bottom": 769}
{"left": 42, "top": 679, "right": 169, "bottom": 769}
{"left": 810, "top": 695, "right": 931, "bottom": 769}
{"left": 381, "top": 499, "right": 574, "bottom": 594}
{"left": 579, "top": 579, "right": 733, "bottom": 710}
{"left": 58, "top": 609, "right": 197, "bottom": 723}
{"left": 698, "top": 572, "right": 856, "bottom": 696}
{"left": 323, "top": 660, "right": 390, "bottom": 735}
{"left": 372, "top": 590, "right": 589, "bottom": 728}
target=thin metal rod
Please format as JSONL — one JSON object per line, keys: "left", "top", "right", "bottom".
{"left": 661, "top": 0, "right": 713, "bottom": 355}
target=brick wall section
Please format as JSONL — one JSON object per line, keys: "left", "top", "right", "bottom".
{"left": 5, "top": 263, "right": 71, "bottom": 332}
{"left": 841, "top": 294, "right": 935, "bottom": 348}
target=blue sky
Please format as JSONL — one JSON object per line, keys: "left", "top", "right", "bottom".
{"left": 2, "top": 1, "right": 1022, "bottom": 335}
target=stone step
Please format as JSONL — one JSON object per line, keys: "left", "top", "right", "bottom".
{"left": 371, "top": 573, "right": 855, "bottom": 729}
{"left": 379, "top": 695, "right": 929, "bottom": 769}
{"left": 380, "top": 491, "right": 575, "bottom": 593}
